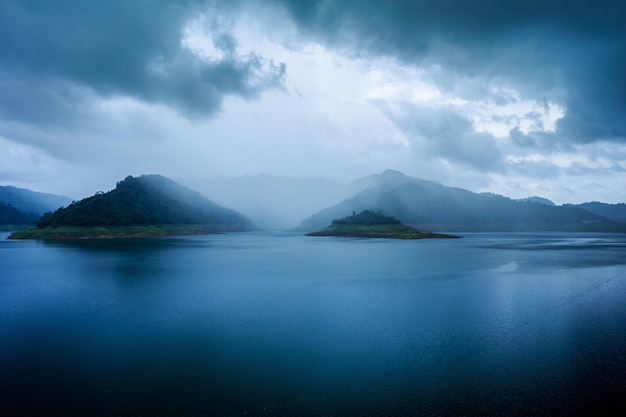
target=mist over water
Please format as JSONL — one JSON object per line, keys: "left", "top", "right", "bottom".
{"left": 180, "top": 175, "right": 353, "bottom": 230}
{"left": 1, "top": 232, "right": 625, "bottom": 416}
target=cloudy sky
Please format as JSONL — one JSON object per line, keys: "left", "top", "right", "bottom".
{"left": 1, "top": 0, "right": 624, "bottom": 203}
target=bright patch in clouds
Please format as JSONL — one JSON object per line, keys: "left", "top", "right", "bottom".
{"left": 471, "top": 93, "right": 566, "bottom": 138}
{"left": 184, "top": 14, "right": 568, "bottom": 178}
{"left": 182, "top": 18, "right": 230, "bottom": 62}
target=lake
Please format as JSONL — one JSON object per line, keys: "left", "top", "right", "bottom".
{"left": 1, "top": 231, "right": 625, "bottom": 416}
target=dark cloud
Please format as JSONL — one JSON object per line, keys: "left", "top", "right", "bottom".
{"left": 276, "top": 0, "right": 626, "bottom": 143}
{"left": 0, "top": 68, "right": 93, "bottom": 126}
{"left": 0, "top": 0, "right": 285, "bottom": 123}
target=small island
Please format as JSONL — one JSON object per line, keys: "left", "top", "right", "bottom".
{"left": 306, "top": 210, "right": 459, "bottom": 239}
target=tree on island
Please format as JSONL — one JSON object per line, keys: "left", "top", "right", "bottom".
{"left": 332, "top": 210, "right": 401, "bottom": 226}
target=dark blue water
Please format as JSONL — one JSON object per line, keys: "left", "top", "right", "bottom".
{"left": 1, "top": 232, "right": 625, "bottom": 416}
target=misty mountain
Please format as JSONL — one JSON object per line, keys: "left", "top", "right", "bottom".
{"left": 37, "top": 175, "right": 255, "bottom": 231}
{"left": 297, "top": 170, "right": 626, "bottom": 233}
{"left": 181, "top": 174, "right": 350, "bottom": 230}
{"left": 0, "top": 202, "right": 40, "bottom": 225}
{"left": 575, "top": 202, "right": 626, "bottom": 223}
{"left": 517, "top": 196, "right": 556, "bottom": 206}
{"left": 347, "top": 169, "right": 416, "bottom": 192}
{"left": 0, "top": 185, "right": 72, "bottom": 215}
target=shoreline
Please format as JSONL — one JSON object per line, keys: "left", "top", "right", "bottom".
{"left": 305, "top": 224, "right": 460, "bottom": 239}
{"left": 8, "top": 224, "right": 253, "bottom": 240}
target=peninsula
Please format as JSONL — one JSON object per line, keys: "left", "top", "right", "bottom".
{"left": 306, "top": 210, "right": 459, "bottom": 239}
{"left": 9, "top": 175, "right": 255, "bottom": 239}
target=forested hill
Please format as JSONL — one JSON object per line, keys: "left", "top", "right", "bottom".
{"left": 297, "top": 171, "right": 626, "bottom": 233}
{"left": 36, "top": 175, "right": 255, "bottom": 231}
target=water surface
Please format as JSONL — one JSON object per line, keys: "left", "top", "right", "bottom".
{"left": 1, "top": 232, "right": 625, "bottom": 416}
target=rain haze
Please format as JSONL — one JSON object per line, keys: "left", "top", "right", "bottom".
{"left": 1, "top": 0, "right": 625, "bottom": 209}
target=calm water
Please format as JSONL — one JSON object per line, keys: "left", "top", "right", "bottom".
{"left": 1, "top": 231, "right": 625, "bottom": 416}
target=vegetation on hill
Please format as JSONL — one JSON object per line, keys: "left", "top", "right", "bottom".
{"left": 35, "top": 175, "right": 253, "bottom": 228}
{"left": 10, "top": 175, "right": 255, "bottom": 239}
{"left": 306, "top": 210, "right": 459, "bottom": 239}
{"left": 331, "top": 210, "right": 400, "bottom": 226}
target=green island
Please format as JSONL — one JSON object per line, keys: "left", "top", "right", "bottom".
{"left": 306, "top": 210, "right": 459, "bottom": 239}
{"left": 9, "top": 175, "right": 255, "bottom": 240}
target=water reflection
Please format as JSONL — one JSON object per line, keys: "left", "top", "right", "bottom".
{"left": 39, "top": 234, "right": 214, "bottom": 253}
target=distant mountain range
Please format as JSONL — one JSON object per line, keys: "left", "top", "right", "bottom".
{"left": 3, "top": 170, "right": 626, "bottom": 234}
{"left": 575, "top": 202, "right": 626, "bottom": 223}
{"left": 296, "top": 170, "right": 626, "bottom": 233}
{"left": 0, "top": 186, "right": 72, "bottom": 226}
{"left": 35, "top": 175, "right": 254, "bottom": 231}
{"left": 0, "top": 185, "right": 72, "bottom": 215}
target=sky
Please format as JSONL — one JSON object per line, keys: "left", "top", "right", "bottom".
{"left": 0, "top": 0, "right": 624, "bottom": 204}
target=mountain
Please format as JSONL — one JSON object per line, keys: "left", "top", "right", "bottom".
{"left": 0, "top": 202, "right": 40, "bottom": 225}
{"left": 0, "top": 186, "right": 72, "bottom": 215}
{"left": 347, "top": 169, "right": 416, "bottom": 192}
{"left": 181, "top": 174, "right": 349, "bottom": 230}
{"left": 574, "top": 202, "right": 626, "bottom": 223}
{"left": 297, "top": 170, "right": 626, "bottom": 233}
{"left": 12, "top": 175, "right": 255, "bottom": 238}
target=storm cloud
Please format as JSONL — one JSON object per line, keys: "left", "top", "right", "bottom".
{"left": 278, "top": 0, "right": 626, "bottom": 144}
{"left": 0, "top": 0, "right": 285, "bottom": 123}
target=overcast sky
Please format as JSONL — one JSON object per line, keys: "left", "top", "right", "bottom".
{"left": 1, "top": 0, "right": 624, "bottom": 203}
